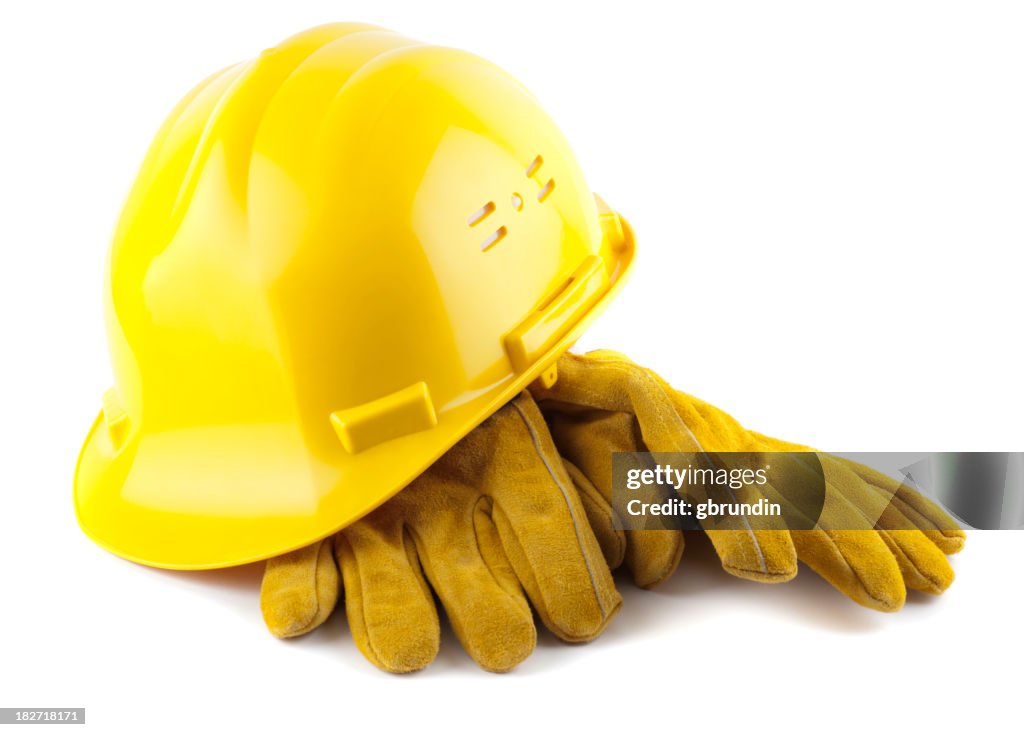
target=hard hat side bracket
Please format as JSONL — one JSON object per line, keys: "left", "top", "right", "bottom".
{"left": 331, "top": 381, "right": 438, "bottom": 454}
{"left": 503, "top": 255, "right": 606, "bottom": 375}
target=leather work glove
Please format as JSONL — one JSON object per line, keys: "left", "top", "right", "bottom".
{"left": 534, "top": 351, "right": 965, "bottom": 612}
{"left": 260, "top": 392, "right": 621, "bottom": 673}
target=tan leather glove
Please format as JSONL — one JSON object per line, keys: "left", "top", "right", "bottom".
{"left": 260, "top": 392, "right": 621, "bottom": 673}
{"left": 535, "top": 351, "right": 965, "bottom": 611}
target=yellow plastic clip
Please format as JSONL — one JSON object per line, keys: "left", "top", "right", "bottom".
{"left": 331, "top": 382, "right": 438, "bottom": 454}
{"left": 504, "top": 255, "right": 607, "bottom": 374}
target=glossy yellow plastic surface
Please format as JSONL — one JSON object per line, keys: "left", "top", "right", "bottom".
{"left": 74, "top": 23, "right": 635, "bottom": 569}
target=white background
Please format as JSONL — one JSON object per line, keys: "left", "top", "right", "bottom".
{"left": 1, "top": 1, "right": 1021, "bottom": 734}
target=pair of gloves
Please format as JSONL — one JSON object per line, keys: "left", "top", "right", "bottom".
{"left": 261, "top": 351, "right": 964, "bottom": 672}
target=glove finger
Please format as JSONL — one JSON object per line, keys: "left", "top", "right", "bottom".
{"left": 545, "top": 406, "right": 684, "bottom": 587}
{"left": 790, "top": 529, "right": 906, "bottom": 611}
{"left": 752, "top": 432, "right": 965, "bottom": 554}
{"left": 772, "top": 456, "right": 910, "bottom": 607}
{"left": 850, "top": 462, "right": 966, "bottom": 553}
{"left": 335, "top": 520, "right": 439, "bottom": 674}
{"left": 491, "top": 395, "right": 622, "bottom": 642}
{"left": 622, "top": 529, "right": 685, "bottom": 589}
{"left": 752, "top": 450, "right": 957, "bottom": 597}
{"left": 689, "top": 451, "right": 800, "bottom": 583}
{"left": 410, "top": 496, "right": 537, "bottom": 674}
{"left": 651, "top": 388, "right": 934, "bottom": 597}
{"left": 876, "top": 529, "right": 955, "bottom": 594}
{"left": 704, "top": 529, "right": 797, "bottom": 583}
{"left": 822, "top": 464, "right": 956, "bottom": 593}
{"left": 563, "top": 459, "right": 627, "bottom": 570}
{"left": 260, "top": 538, "right": 339, "bottom": 638}
{"left": 889, "top": 496, "right": 967, "bottom": 554}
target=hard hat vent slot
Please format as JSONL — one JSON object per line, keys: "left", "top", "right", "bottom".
{"left": 526, "top": 155, "right": 544, "bottom": 178}
{"left": 480, "top": 226, "right": 508, "bottom": 252}
{"left": 468, "top": 201, "right": 496, "bottom": 227}
{"left": 537, "top": 179, "right": 555, "bottom": 202}
{"left": 526, "top": 156, "right": 554, "bottom": 201}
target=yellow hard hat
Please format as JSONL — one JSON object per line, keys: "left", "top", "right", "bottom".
{"left": 74, "top": 23, "right": 635, "bottom": 569}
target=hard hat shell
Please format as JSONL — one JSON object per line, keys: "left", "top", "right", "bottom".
{"left": 74, "top": 23, "right": 635, "bottom": 569}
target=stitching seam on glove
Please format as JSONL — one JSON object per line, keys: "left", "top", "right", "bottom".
{"left": 817, "top": 531, "right": 901, "bottom": 609}
{"left": 510, "top": 399, "right": 611, "bottom": 621}
{"left": 310, "top": 540, "right": 332, "bottom": 629}
{"left": 876, "top": 530, "right": 949, "bottom": 593}
{"left": 336, "top": 535, "right": 388, "bottom": 666}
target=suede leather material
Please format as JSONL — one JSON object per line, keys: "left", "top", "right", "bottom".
{"left": 535, "top": 351, "right": 964, "bottom": 612}
{"left": 260, "top": 538, "right": 339, "bottom": 637}
{"left": 261, "top": 392, "right": 621, "bottom": 673}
